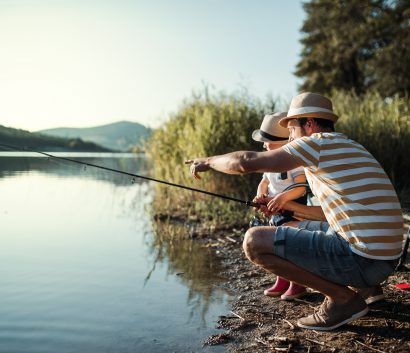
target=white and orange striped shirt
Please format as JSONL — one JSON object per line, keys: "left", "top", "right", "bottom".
{"left": 283, "top": 132, "right": 403, "bottom": 260}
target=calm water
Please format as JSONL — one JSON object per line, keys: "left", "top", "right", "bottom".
{"left": 0, "top": 153, "right": 231, "bottom": 353}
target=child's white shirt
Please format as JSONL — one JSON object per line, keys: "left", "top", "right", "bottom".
{"left": 263, "top": 166, "right": 305, "bottom": 197}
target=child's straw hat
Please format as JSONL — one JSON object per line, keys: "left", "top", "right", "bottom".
{"left": 252, "top": 112, "right": 289, "bottom": 143}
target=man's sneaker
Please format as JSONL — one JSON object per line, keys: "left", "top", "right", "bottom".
{"left": 297, "top": 294, "right": 369, "bottom": 331}
{"left": 280, "top": 282, "right": 308, "bottom": 300}
{"left": 355, "top": 285, "right": 385, "bottom": 304}
{"left": 263, "top": 277, "right": 290, "bottom": 297}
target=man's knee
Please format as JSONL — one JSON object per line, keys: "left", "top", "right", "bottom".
{"left": 243, "top": 227, "right": 258, "bottom": 262}
{"left": 242, "top": 226, "right": 275, "bottom": 263}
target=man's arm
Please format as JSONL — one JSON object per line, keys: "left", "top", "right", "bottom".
{"left": 185, "top": 148, "right": 303, "bottom": 179}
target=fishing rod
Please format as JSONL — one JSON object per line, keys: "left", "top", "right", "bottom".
{"left": 7, "top": 142, "right": 405, "bottom": 267}
{"left": 0, "top": 143, "right": 260, "bottom": 207}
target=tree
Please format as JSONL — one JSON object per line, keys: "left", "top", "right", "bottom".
{"left": 369, "top": 0, "right": 410, "bottom": 96}
{"left": 296, "top": 0, "right": 410, "bottom": 96}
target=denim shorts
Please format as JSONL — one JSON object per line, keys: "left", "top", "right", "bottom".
{"left": 274, "top": 221, "right": 396, "bottom": 288}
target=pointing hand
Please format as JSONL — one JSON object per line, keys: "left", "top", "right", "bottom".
{"left": 185, "top": 158, "right": 210, "bottom": 179}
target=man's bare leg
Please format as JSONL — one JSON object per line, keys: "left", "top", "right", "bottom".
{"left": 243, "top": 226, "right": 356, "bottom": 304}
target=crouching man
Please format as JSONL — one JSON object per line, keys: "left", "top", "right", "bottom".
{"left": 185, "top": 92, "right": 403, "bottom": 331}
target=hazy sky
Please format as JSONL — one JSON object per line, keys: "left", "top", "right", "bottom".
{"left": 0, "top": 0, "right": 305, "bottom": 131}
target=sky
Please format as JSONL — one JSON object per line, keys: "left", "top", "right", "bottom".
{"left": 0, "top": 0, "right": 305, "bottom": 131}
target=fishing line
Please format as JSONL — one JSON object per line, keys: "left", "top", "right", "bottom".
{"left": 0, "top": 143, "right": 260, "bottom": 207}
{"left": 3, "top": 144, "right": 407, "bottom": 268}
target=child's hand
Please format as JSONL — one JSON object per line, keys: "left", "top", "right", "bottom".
{"left": 253, "top": 193, "right": 267, "bottom": 204}
{"left": 253, "top": 194, "right": 273, "bottom": 215}
{"left": 267, "top": 193, "right": 289, "bottom": 214}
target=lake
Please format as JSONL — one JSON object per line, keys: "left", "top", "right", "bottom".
{"left": 0, "top": 153, "right": 232, "bottom": 353}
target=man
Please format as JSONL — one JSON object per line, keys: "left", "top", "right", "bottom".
{"left": 185, "top": 92, "right": 403, "bottom": 330}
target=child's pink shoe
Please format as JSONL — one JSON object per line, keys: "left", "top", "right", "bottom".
{"left": 263, "top": 277, "right": 290, "bottom": 297}
{"left": 280, "top": 282, "right": 308, "bottom": 300}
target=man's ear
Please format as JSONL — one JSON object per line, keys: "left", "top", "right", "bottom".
{"left": 306, "top": 118, "right": 314, "bottom": 128}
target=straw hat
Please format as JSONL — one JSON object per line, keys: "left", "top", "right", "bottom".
{"left": 252, "top": 112, "right": 289, "bottom": 143}
{"left": 279, "top": 92, "right": 339, "bottom": 128}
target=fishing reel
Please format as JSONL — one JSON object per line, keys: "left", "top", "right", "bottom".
{"left": 249, "top": 215, "right": 268, "bottom": 228}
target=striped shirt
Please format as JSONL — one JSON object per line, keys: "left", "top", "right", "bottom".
{"left": 283, "top": 132, "right": 403, "bottom": 260}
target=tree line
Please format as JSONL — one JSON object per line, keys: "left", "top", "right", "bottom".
{"left": 296, "top": 0, "right": 409, "bottom": 96}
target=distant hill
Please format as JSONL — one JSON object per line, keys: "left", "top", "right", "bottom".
{"left": 0, "top": 124, "right": 112, "bottom": 152}
{"left": 39, "top": 121, "right": 151, "bottom": 152}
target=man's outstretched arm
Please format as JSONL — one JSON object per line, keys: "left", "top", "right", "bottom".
{"left": 185, "top": 148, "right": 302, "bottom": 179}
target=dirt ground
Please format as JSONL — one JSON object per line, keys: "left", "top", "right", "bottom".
{"left": 196, "top": 223, "right": 410, "bottom": 353}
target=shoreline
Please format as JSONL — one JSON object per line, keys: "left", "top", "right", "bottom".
{"left": 191, "top": 221, "right": 410, "bottom": 352}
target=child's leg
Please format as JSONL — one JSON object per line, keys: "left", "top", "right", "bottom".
{"left": 277, "top": 221, "right": 329, "bottom": 300}
{"left": 280, "top": 282, "right": 308, "bottom": 300}
{"left": 263, "top": 276, "right": 290, "bottom": 297}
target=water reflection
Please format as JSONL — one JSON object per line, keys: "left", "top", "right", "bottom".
{"left": 0, "top": 154, "right": 230, "bottom": 353}
{"left": 0, "top": 152, "right": 149, "bottom": 185}
{"left": 145, "top": 220, "right": 228, "bottom": 327}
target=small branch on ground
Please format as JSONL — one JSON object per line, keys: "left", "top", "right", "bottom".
{"left": 226, "top": 236, "right": 238, "bottom": 243}
{"left": 282, "top": 319, "right": 295, "bottom": 330}
{"left": 230, "top": 310, "right": 245, "bottom": 321}
{"left": 354, "top": 340, "right": 387, "bottom": 353}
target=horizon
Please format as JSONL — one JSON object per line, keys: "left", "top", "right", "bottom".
{"left": 1, "top": 119, "right": 149, "bottom": 133}
{"left": 0, "top": 0, "right": 305, "bottom": 132}
{"left": 42, "top": 119, "right": 149, "bottom": 132}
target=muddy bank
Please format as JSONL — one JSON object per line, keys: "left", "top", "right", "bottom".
{"left": 189, "top": 222, "right": 410, "bottom": 353}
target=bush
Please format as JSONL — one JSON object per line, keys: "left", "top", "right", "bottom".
{"left": 146, "top": 88, "right": 280, "bottom": 226}
{"left": 147, "top": 88, "right": 410, "bottom": 226}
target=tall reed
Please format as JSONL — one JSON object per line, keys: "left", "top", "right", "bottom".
{"left": 146, "top": 88, "right": 279, "bottom": 226}
{"left": 147, "top": 88, "right": 410, "bottom": 227}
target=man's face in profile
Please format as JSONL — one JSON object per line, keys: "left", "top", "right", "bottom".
{"left": 287, "top": 119, "right": 306, "bottom": 142}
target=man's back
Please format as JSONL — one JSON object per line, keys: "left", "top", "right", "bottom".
{"left": 283, "top": 132, "right": 403, "bottom": 260}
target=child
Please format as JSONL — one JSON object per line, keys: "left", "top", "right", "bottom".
{"left": 251, "top": 112, "right": 308, "bottom": 300}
